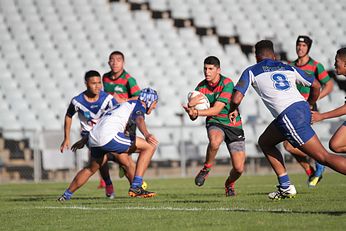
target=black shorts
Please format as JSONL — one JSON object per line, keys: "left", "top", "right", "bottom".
{"left": 206, "top": 122, "right": 245, "bottom": 144}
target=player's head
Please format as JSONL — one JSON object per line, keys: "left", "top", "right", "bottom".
{"left": 296, "top": 35, "right": 313, "bottom": 57}
{"left": 335, "top": 47, "right": 346, "bottom": 76}
{"left": 108, "top": 51, "right": 125, "bottom": 74}
{"left": 255, "top": 40, "right": 275, "bottom": 62}
{"left": 139, "top": 88, "right": 159, "bottom": 114}
{"left": 203, "top": 56, "right": 221, "bottom": 83}
{"left": 84, "top": 70, "right": 102, "bottom": 95}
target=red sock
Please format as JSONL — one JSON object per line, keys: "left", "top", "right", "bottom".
{"left": 306, "top": 167, "right": 313, "bottom": 176}
{"left": 204, "top": 163, "right": 212, "bottom": 169}
{"left": 225, "top": 178, "right": 235, "bottom": 188}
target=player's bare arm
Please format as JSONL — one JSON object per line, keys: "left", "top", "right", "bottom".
{"left": 307, "top": 79, "right": 321, "bottom": 108}
{"left": 60, "top": 115, "right": 73, "bottom": 153}
{"left": 196, "top": 101, "right": 225, "bottom": 117}
{"left": 182, "top": 104, "right": 198, "bottom": 121}
{"left": 318, "top": 80, "right": 334, "bottom": 100}
{"left": 71, "top": 136, "right": 88, "bottom": 152}
{"left": 229, "top": 90, "right": 244, "bottom": 113}
{"left": 312, "top": 104, "right": 346, "bottom": 123}
{"left": 135, "top": 116, "right": 158, "bottom": 146}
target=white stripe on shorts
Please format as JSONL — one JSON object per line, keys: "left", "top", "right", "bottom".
{"left": 114, "top": 133, "right": 131, "bottom": 145}
{"left": 283, "top": 115, "right": 304, "bottom": 145}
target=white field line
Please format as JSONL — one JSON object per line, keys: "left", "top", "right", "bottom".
{"left": 35, "top": 206, "right": 293, "bottom": 213}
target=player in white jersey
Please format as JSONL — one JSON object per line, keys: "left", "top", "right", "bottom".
{"left": 229, "top": 40, "right": 346, "bottom": 200}
{"left": 58, "top": 88, "right": 159, "bottom": 201}
{"left": 59, "top": 70, "right": 134, "bottom": 199}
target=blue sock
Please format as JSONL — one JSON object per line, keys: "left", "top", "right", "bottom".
{"left": 315, "top": 162, "right": 325, "bottom": 177}
{"left": 63, "top": 189, "right": 73, "bottom": 200}
{"left": 131, "top": 176, "right": 143, "bottom": 189}
{"left": 103, "top": 176, "right": 113, "bottom": 186}
{"left": 278, "top": 174, "right": 290, "bottom": 189}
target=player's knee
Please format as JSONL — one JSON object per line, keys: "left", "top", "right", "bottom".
{"left": 209, "top": 140, "right": 222, "bottom": 151}
{"left": 233, "top": 164, "right": 244, "bottom": 174}
{"left": 329, "top": 140, "right": 342, "bottom": 153}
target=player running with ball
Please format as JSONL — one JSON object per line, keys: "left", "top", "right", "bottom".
{"left": 183, "top": 56, "right": 246, "bottom": 197}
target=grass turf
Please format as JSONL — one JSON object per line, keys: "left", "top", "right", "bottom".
{"left": 0, "top": 173, "right": 345, "bottom": 231}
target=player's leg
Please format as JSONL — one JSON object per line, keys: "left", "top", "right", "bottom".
{"left": 107, "top": 152, "right": 136, "bottom": 184}
{"left": 225, "top": 141, "right": 245, "bottom": 197}
{"left": 98, "top": 161, "right": 115, "bottom": 198}
{"left": 329, "top": 123, "right": 346, "bottom": 153}
{"left": 195, "top": 126, "right": 224, "bottom": 186}
{"left": 128, "top": 137, "right": 157, "bottom": 197}
{"left": 258, "top": 121, "right": 297, "bottom": 200}
{"left": 298, "top": 135, "right": 346, "bottom": 175}
{"left": 283, "top": 140, "right": 315, "bottom": 177}
{"left": 58, "top": 153, "right": 107, "bottom": 202}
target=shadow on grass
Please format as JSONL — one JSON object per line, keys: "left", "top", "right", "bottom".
{"left": 226, "top": 208, "right": 346, "bottom": 216}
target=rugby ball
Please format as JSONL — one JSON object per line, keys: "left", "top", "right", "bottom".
{"left": 187, "top": 91, "right": 210, "bottom": 110}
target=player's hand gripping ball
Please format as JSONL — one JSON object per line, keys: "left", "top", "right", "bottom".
{"left": 187, "top": 91, "right": 210, "bottom": 110}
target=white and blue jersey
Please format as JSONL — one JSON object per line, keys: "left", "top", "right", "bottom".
{"left": 88, "top": 100, "right": 145, "bottom": 157}
{"left": 235, "top": 59, "right": 314, "bottom": 118}
{"left": 66, "top": 91, "right": 117, "bottom": 136}
{"left": 235, "top": 59, "right": 316, "bottom": 147}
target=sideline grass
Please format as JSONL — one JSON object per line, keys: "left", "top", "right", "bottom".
{"left": 0, "top": 173, "right": 345, "bottom": 231}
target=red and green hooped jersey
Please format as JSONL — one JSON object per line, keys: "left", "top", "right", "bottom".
{"left": 102, "top": 70, "right": 141, "bottom": 99}
{"left": 289, "top": 58, "right": 331, "bottom": 100}
{"left": 195, "top": 75, "right": 242, "bottom": 129}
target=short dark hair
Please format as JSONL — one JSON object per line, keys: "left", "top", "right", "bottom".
{"left": 296, "top": 35, "right": 313, "bottom": 51}
{"left": 255, "top": 40, "right": 274, "bottom": 57}
{"left": 84, "top": 70, "right": 100, "bottom": 82}
{"left": 109, "top": 50, "right": 125, "bottom": 60}
{"left": 204, "top": 56, "right": 220, "bottom": 68}
{"left": 337, "top": 47, "right": 346, "bottom": 59}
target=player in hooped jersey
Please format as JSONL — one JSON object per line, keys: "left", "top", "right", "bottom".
{"left": 284, "top": 35, "right": 334, "bottom": 187}
{"left": 312, "top": 48, "right": 346, "bottom": 153}
{"left": 58, "top": 88, "right": 159, "bottom": 201}
{"left": 60, "top": 70, "right": 134, "bottom": 199}
{"left": 183, "top": 56, "right": 246, "bottom": 197}
{"left": 103, "top": 51, "right": 141, "bottom": 103}
{"left": 229, "top": 40, "right": 346, "bottom": 200}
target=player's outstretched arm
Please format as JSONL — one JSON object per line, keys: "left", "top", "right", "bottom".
{"left": 135, "top": 116, "right": 158, "bottom": 146}
{"left": 312, "top": 104, "right": 346, "bottom": 123}
{"left": 71, "top": 136, "right": 88, "bottom": 152}
{"left": 60, "top": 115, "right": 73, "bottom": 153}
{"left": 197, "top": 101, "right": 225, "bottom": 117}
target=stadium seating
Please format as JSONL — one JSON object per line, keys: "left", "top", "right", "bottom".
{"left": 0, "top": 0, "right": 345, "bottom": 179}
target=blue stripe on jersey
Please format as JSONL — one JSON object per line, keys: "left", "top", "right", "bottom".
{"left": 250, "top": 59, "right": 294, "bottom": 77}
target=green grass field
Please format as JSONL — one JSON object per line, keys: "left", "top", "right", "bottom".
{"left": 0, "top": 173, "right": 345, "bottom": 231}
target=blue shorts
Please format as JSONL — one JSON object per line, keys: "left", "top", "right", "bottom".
{"left": 343, "top": 121, "right": 346, "bottom": 126}
{"left": 274, "top": 101, "right": 315, "bottom": 148}
{"left": 90, "top": 132, "right": 133, "bottom": 159}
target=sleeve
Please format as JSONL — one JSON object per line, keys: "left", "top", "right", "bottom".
{"left": 217, "top": 80, "right": 233, "bottom": 104}
{"left": 66, "top": 101, "right": 76, "bottom": 118}
{"left": 131, "top": 101, "right": 146, "bottom": 120}
{"left": 293, "top": 66, "right": 314, "bottom": 87}
{"left": 316, "top": 63, "right": 331, "bottom": 84}
{"left": 127, "top": 77, "right": 141, "bottom": 97}
{"left": 234, "top": 68, "right": 252, "bottom": 95}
